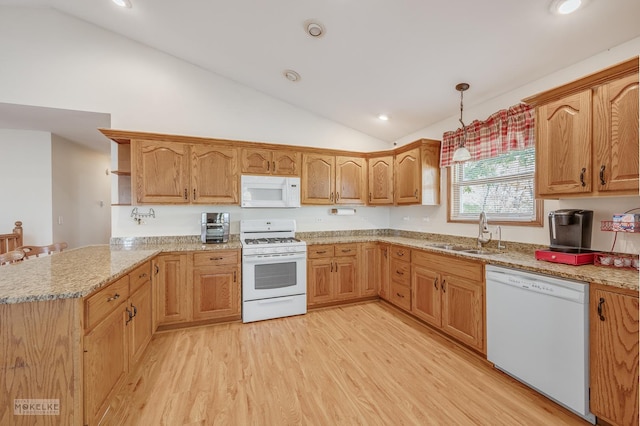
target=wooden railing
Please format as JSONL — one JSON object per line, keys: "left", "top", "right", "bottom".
{"left": 0, "top": 221, "right": 23, "bottom": 254}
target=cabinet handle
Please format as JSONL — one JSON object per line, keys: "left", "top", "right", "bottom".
{"left": 597, "top": 297, "right": 605, "bottom": 321}
{"left": 433, "top": 277, "right": 438, "bottom": 290}
{"left": 397, "top": 251, "right": 404, "bottom": 257}
{"left": 139, "top": 272, "right": 147, "bottom": 279}
{"left": 330, "top": 262, "right": 333, "bottom": 272}
{"left": 414, "top": 189, "right": 418, "bottom": 198}
{"left": 341, "top": 249, "right": 351, "bottom": 253}
{"left": 233, "top": 270, "right": 237, "bottom": 283}
{"left": 442, "top": 280, "right": 446, "bottom": 293}
{"left": 184, "top": 188, "right": 188, "bottom": 199}
{"left": 330, "top": 192, "right": 334, "bottom": 202}
{"left": 579, "top": 168, "right": 586, "bottom": 187}
{"left": 272, "top": 161, "right": 275, "bottom": 172}
{"left": 131, "top": 303, "right": 138, "bottom": 318}
{"left": 210, "top": 257, "right": 223, "bottom": 261}
{"left": 125, "top": 307, "right": 133, "bottom": 324}
{"left": 267, "top": 161, "right": 270, "bottom": 171}
{"left": 599, "top": 165, "right": 606, "bottom": 186}
{"left": 369, "top": 192, "right": 372, "bottom": 202}
{"left": 316, "top": 250, "right": 327, "bottom": 254}
{"left": 383, "top": 249, "right": 387, "bottom": 258}
{"left": 107, "top": 293, "right": 120, "bottom": 302}
{"left": 396, "top": 292, "right": 404, "bottom": 298}
{"left": 396, "top": 270, "right": 404, "bottom": 276}
{"left": 193, "top": 188, "right": 196, "bottom": 200}
{"left": 336, "top": 192, "right": 340, "bottom": 201}
{"left": 154, "top": 264, "right": 159, "bottom": 275}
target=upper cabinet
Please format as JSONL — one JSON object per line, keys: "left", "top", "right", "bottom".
{"left": 301, "top": 153, "right": 366, "bottom": 205}
{"left": 241, "top": 147, "right": 300, "bottom": 176}
{"left": 368, "top": 155, "right": 394, "bottom": 205}
{"left": 524, "top": 57, "right": 639, "bottom": 199}
{"left": 394, "top": 139, "right": 441, "bottom": 206}
{"left": 132, "top": 139, "right": 238, "bottom": 205}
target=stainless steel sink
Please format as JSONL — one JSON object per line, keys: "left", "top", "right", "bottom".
{"left": 429, "top": 243, "right": 457, "bottom": 250}
{"left": 459, "top": 249, "right": 495, "bottom": 255}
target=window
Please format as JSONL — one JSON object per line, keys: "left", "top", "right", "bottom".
{"left": 449, "top": 147, "right": 541, "bottom": 225}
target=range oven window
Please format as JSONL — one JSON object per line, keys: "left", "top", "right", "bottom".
{"left": 254, "top": 261, "right": 297, "bottom": 290}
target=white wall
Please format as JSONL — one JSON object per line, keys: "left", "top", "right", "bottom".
{"left": 0, "top": 129, "right": 53, "bottom": 245}
{"left": 51, "top": 135, "right": 111, "bottom": 248}
{"left": 391, "top": 37, "right": 640, "bottom": 254}
{"left": 0, "top": 6, "right": 389, "bottom": 153}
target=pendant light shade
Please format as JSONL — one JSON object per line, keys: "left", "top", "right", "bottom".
{"left": 452, "top": 82, "right": 471, "bottom": 163}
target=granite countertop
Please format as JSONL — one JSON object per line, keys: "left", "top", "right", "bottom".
{"left": 303, "top": 235, "right": 639, "bottom": 292}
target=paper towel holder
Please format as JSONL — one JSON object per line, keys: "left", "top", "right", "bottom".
{"left": 330, "top": 208, "right": 356, "bottom": 215}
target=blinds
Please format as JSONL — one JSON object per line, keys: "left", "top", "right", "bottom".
{"left": 450, "top": 147, "right": 536, "bottom": 221}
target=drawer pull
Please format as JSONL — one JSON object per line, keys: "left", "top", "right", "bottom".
{"left": 396, "top": 292, "right": 404, "bottom": 298}
{"left": 396, "top": 270, "right": 404, "bottom": 275}
{"left": 138, "top": 272, "right": 147, "bottom": 279}
{"left": 316, "top": 250, "right": 327, "bottom": 254}
{"left": 341, "top": 249, "right": 351, "bottom": 253}
{"left": 397, "top": 251, "right": 404, "bottom": 257}
{"left": 107, "top": 293, "right": 120, "bottom": 302}
{"left": 210, "top": 257, "right": 223, "bottom": 261}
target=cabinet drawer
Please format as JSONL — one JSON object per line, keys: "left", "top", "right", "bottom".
{"left": 85, "top": 275, "right": 130, "bottom": 331}
{"left": 390, "top": 281, "right": 411, "bottom": 311}
{"left": 130, "top": 261, "right": 151, "bottom": 294}
{"left": 390, "top": 258, "right": 411, "bottom": 285}
{"left": 390, "top": 245, "right": 411, "bottom": 261}
{"left": 334, "top": 244, "right": 358, "bottom": 257}
{"left": 413, "top": 250, "right": 482, "bottom": 282}
{"left": 193, "top": 250, "right": 239, "bottom": 267}
{"left": 308, "top": 245, "right": 334, "bottom": 259}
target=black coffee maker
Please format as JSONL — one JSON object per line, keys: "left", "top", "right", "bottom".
{"left": 548, "top": 209, "right": 594, "bottom": 253}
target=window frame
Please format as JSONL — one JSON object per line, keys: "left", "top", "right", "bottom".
{"left": 446, "top": 153, "right": 543, "bottom": 227}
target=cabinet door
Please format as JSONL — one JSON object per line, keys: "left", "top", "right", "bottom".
{"left": 378, "top": 244, "right": 390, "bottom": 300}
{"left": 394, "top": 148, "right": 421, "bottom": 204}
{"left": 154, "top": 254, "right": 190, "bottom": 325}
{"left": 440, "top": 274, "right": 484, "bottom": 352}
{"left": 334, "top": 256, "right": 358, "bottom": 300}
{"left": 272, "top": 150, "right": 300, "bottom": 176}
{"left": 241, "top": 147, "right": 272, "bottom": 175}
{"left": 307, "top": 258, "right": 333, "bottom": 306}
{"left": 593, "top": 74, "right": 639, "bottom": 194}
{"left": 192, "top": 265, "right": 240, "bottom": 320}
{"left": 368, "top": 156, "right": 394, "bottom": 205}
{"left": 133, "top": 140, "right": 190, "bottom": 204}
{"left": 590, "top": 287, "right": 639, "bottom": 426}
{"left": 411, "top": 265, "right": 441, "bottom": 327}
{"left": 191, "top": 145, "right": 238, "bottom": 204}
{"left": 335, "top": 156, "right": 366, "bottom": 204}
{"left": 84, "top": 306, "right": 128, "bottom": 425}
{"left": 302, "top": 154, "right": 335, "bottom": 204}
{"left": 536, "top": 90, "right": 592, "bottom": 196}
{"left": 421, "top": 141, "right": 441, "bottom": 205}
{"left": 128, "top": 280, "right": 152, "bottom": 365}
{"left": 359, "top": 243, "right": 378, "bottom": 297}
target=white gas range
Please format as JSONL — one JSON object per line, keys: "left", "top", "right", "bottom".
{"left": 240, "top": 219, "right": 307, "bottom": 323}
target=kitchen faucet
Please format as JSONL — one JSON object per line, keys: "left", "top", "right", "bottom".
{"left": 478, "top": 212, "right": 492, "bottom": 248}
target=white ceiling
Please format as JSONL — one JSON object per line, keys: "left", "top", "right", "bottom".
{"left": 2, "top": 0, "right": 640, "bottom": 144}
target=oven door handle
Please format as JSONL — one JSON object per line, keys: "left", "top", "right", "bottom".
{"left": 242, "top": 252, "right": 307, "bottom": 263}
{"left": 257, "top": 297, "right": 295, "bottom": 304}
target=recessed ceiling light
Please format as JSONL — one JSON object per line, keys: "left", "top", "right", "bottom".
{"left": 112, "top": 0, "right": 132, "bottom": 8}
{"left": 378, "top": 114, "right": 390, "bottom": 121}
{"left": 304, "top": 20, "right": 325, "bottom": 38}
{"left": 550, "top": 0, "right": 584, "bottom": 15}
{"left": 283, "top": 69, "right": 301, "bottom": 82}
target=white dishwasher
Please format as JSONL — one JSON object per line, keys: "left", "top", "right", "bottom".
{"left": 486, "top": 265, "right": 595, "bottom": 424}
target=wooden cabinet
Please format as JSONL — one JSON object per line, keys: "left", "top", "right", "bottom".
{"left": 154, "top": 253, "right": 190, "bottom": 326}
{"left": 389, "top": 245, "right": 411, "bottom": 310}
{"left": 377, "top": 243, "right": 390, "bottom": 301}
{"left": 359, "top": 242, "right": 379, "bottom": 297}
{"left": 411, "top": 250, "right": 485, "bottom": 353}
{"left": 155, "top": 251, "right": 241, "bottom": 328}
{"left": 525, "top": 57, "right": 638, "bottom": 199}
{"left": 192, "top": 251, "right": 241, "bottom": 321}
{"left": 307, "top": 243, "right": 359, "bottom": 306}
{"left": 367, "top": 155, "right": 394, "bottom": 205}
{"left": 131, "top": 139, "right": 238, "bottom": 205}
{"left": 593, "top": 73, "right": 639, "bottom": 194}
{"left": 241, "top": 147, "right": 300, "bottom": 176}
{"left": 83, "top": 261, "right": 153, "bottom": 425}
{"left": 301, "top": 154, "right": 367, "bottom": 205}
{"left": 394, "top": 139, "right": 441, "bottom": 205}
{"left": 590, "top": 284, "right": 639, "bottom": 426}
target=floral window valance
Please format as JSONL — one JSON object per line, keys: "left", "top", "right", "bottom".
{"left": 440, "top": 103, "right": 535, "bottom": 168}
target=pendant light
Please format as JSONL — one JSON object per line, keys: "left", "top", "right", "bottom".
{"left": 452, "top": 83, "right": 472, "bottom": 163}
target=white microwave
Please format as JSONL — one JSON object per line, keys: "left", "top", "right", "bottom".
{"left": 240, "top": 175, "right": 301, "bottom": 208}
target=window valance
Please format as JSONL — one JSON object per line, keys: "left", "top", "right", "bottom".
{"left": 440, "top": 103, "right": 535, "bottom": 168}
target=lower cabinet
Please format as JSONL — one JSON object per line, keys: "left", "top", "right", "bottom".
{"left": 155, "top": 250, "right": 241, "bottom": 327}
{"left": 411, "top": 250, "right": 484, "bottom": 353}
{"left": 83, "top": 261, "right": 152, "bottom": 426}
{"left": 359, "top": 242, "right": 379, "bottom": 298}
{"left": 389, "top": 245, "right": 412, "bottom": 310}
{"left": 307, "top": 243, "right": 360, "bottom": 307}
{"left": 590, "top": 284, "right": 639, "bottom": 426}
{"left": 378, "top": 243, "right": 390, "bottom": 301}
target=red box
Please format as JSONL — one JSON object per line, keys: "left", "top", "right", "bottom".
{"left": 535, "top": 249, "right": 598, "bottom": 266}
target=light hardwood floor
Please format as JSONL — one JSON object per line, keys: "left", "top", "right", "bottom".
{"left": 106, "top": 301, "right": 589, "bottom": 425}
